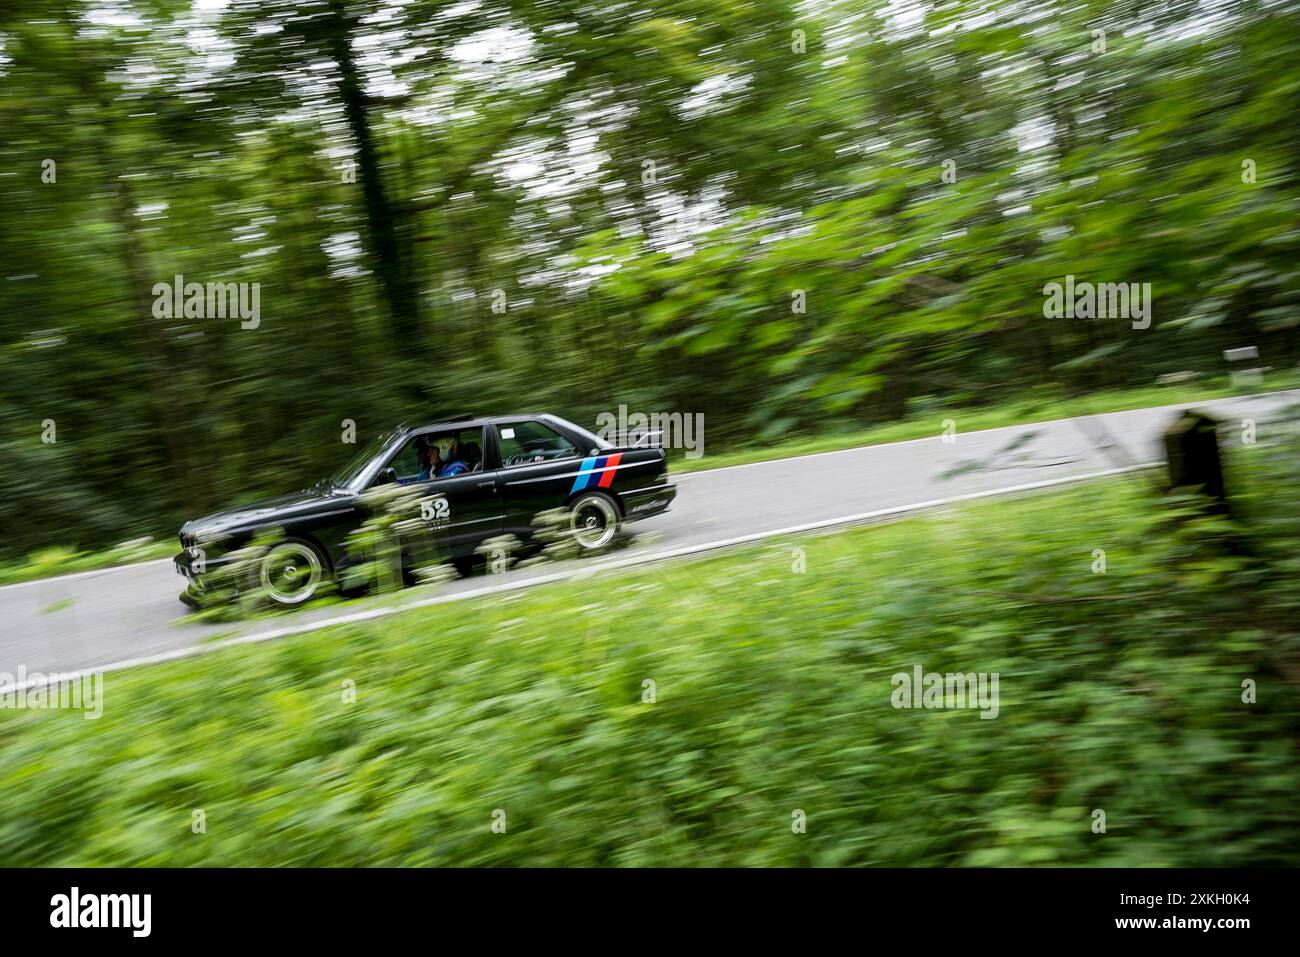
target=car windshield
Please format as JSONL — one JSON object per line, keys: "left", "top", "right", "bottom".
{"left": 329, "top": 431, "right": 397, "bottom": 490}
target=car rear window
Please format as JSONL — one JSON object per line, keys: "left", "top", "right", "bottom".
{"left": 496, "top": 421, "right": 579, "bottom": 467}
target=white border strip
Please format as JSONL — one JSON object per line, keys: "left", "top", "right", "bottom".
{"left": 3, "top": 462, "right": 1158, "bottom": 694}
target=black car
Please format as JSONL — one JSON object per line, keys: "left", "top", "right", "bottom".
{"left": 174, "top": 413, "right": 676, "bottom": 606}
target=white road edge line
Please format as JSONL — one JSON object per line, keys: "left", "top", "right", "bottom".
{"left": 3, "top": 461, "right": 1159, "bottom": 694}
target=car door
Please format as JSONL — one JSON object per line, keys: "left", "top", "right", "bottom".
{"left": 421, "top": 470, "right": 503, "bottom": 556}
{"left": 491, "top": 418, "right": 587, "bottom": 537}
{"left": 384, "top": 426, "right": 503, "bottom": 557}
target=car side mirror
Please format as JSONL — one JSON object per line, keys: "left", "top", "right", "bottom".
{"left": 373, "top": 467, "right": 397, "bottom": 487}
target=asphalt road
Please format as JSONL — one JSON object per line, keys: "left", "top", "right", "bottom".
{"left": 2, "top": 390, "right": 1295, "bottom": 680}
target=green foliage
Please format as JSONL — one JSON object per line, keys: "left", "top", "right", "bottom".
{"left": 2, "top": 438, "right": 1297, "bottom": 866}
{"left": 2, "top": 0, "right": 1299, "bottom": 561}
{"left": 340, "top": 485, "right": 445, "bottom": 596}
{"left": 186, "top": 527, "right": 296, "bottom": 620}
{"left": 0, "top": 538, "right": 172, "bottom": 587}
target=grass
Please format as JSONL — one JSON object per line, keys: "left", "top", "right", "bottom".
{"left": 1, "top": 431, "right": 1297, "bottom": 866}
{"left": 0, "top": 539, "right": 173, "bottom": 588}
{"left": 671, "top": 371, "right": 1300, "bottom": 474}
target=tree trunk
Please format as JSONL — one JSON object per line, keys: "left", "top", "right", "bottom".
{"left": 326, "top": 0, "right": 425, "bottom": 365}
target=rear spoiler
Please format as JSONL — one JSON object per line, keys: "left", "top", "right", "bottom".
{"left": 601, "top": 430, "right": 665, "bottom": 454}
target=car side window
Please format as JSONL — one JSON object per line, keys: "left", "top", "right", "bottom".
{"left": 496, "top": 421, "right": 578, "bottom": 468}
{"left": 387, "top": 439, "right": 424, "bottom": 481}
{"left": 383, "top": 428, "right": 486, "bottom": 485}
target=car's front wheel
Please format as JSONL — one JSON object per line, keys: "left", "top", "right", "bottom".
{"left": 258, "top": 538, "right": 327, "bottom": 607}
{"left": 569, "top": 492, "right": 621, "bottom": 551}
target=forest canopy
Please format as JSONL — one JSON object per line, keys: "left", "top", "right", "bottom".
{"left": 1, "top": 0, "right": 1297, "bottom": 555}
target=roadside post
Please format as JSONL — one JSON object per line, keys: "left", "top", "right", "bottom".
{"left": 1224, "top": 345, "right": 1266, "bottom": 390}
{"left": 1164, "top": 409, "right": 1228, "bottom": 516}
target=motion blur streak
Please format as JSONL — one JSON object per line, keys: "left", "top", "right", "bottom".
{"left": 2, "top": 0, "right": 1298, "bottom": 559}
{"left": 0, "top": 0, "right": 1298, "bottom": 870}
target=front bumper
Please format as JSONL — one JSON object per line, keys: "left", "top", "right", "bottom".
{"left": 173, "top": 545, "right": 237, "bottom": 588}
{"left": 622, "top": 482, "right": 677, "bottom": 520}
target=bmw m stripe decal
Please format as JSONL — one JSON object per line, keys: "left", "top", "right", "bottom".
{"left": 570, "top": 453, "right": 623, "bottom": 493}
{"left": 597, "top": 453, "right": 622, "bottom": 488}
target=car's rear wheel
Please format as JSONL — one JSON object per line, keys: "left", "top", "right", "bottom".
{"left": 259, "top": 538, "right": 327, "bottom": 607}
{"left": 569, "top": 492, "right": 620, "bottom": 551}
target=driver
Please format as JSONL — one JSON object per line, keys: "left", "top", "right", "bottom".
{"left": 412, "top": 438, "right": 444, "bottom": 482}
{"left": 423, "top": 442, "right": 449, "bottom": 486}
